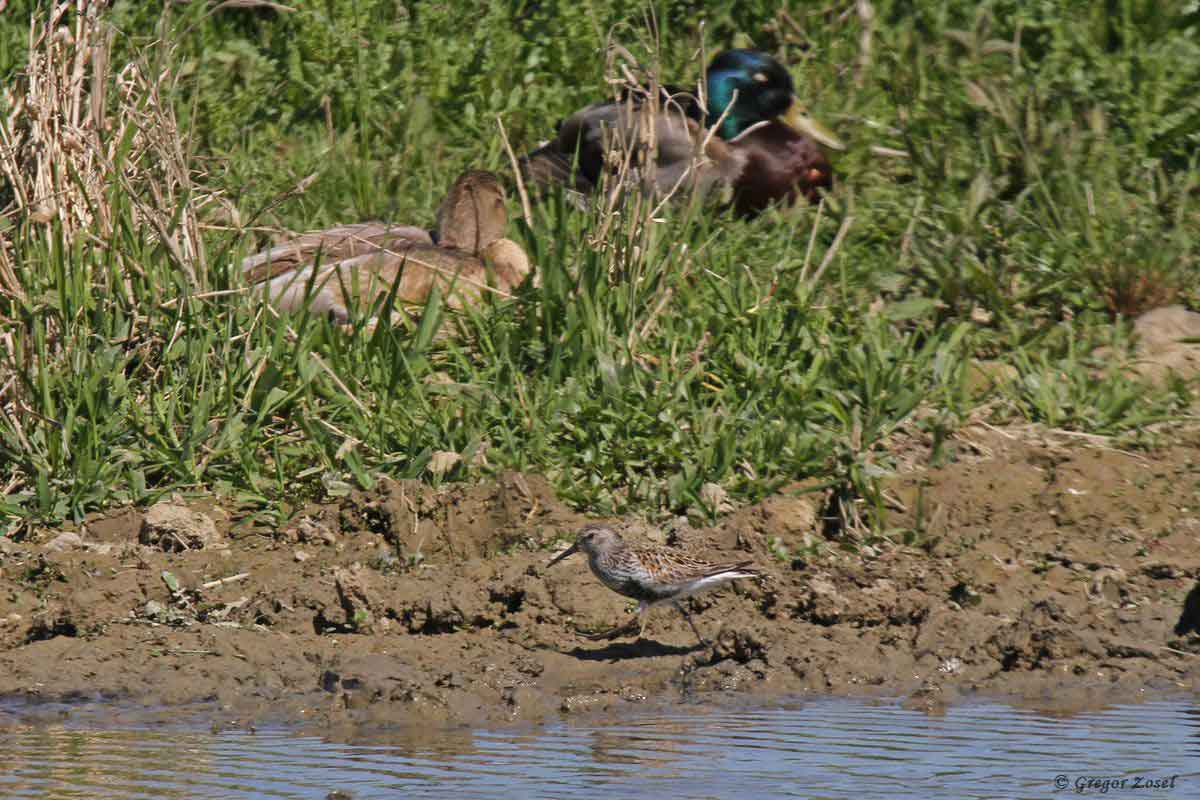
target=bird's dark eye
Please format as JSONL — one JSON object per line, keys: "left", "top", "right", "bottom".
{"left": 752, "top": 72, "right": 768, "bottom": 83}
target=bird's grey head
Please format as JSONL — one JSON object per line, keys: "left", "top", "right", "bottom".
{"left": 547, "top": 524, "right": 621, "bottom": 566}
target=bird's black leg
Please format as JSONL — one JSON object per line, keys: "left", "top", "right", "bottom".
{"left": 673, "top": 600, "right": 708, "bottom": 645}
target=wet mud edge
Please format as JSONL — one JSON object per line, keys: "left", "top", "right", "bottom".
{"left": 2, "top": 425, "right": 1199, "bottom": 732}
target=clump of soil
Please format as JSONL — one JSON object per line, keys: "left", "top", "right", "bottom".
{"left": 1, "top": 432, "right": 1198, "bottom": 731}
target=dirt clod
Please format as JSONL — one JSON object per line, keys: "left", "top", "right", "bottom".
{"left": 43, "top": 532, "right": 84, "bottom": 552}
{"left": 140, "top": 502, "right": 221, "bottom": 551}
{"left": 333, "top": 566, "right": 377, "bottom": 634}
{"left": 1131, "top": 305, "right": 1200, "bottom": 384}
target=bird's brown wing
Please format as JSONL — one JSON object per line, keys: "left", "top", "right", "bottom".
{"left": 253, "top": 240, "right": 504, "bottom": 323}
{"left": 520, "top": 99, "right": 745, "bottom": 203}
{"left": 519, "top": 101, "right": 617, "bottom": 195}
{"left": 698, "top": 559, "right": 761, "bottom": 579}
{"left": 634, "top": 546, "right": 760, "bottom": 584}
{"left": 242, "top": 222, "right": 433, "bottom": 285}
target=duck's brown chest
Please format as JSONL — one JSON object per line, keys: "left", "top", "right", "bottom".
{"left": 733, "top": 123, "right": 833, "bottom": 216}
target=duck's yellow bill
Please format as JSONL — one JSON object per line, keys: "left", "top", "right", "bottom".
{"left": 780, "top": 100, "right": 845, "bottom": 151}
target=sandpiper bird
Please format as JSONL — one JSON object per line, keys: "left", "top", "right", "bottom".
{"left": 546, "top": 523, "right": 761, "bottom": 644}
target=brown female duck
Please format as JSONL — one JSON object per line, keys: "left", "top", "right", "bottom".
{"left": 242, "top": 170, "right": 531, "bottom": 325}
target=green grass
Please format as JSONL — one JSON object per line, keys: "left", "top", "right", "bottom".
{"left": 0, "top": 0, "right": 1197, "bottom": 534}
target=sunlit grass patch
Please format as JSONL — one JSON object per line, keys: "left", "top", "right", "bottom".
{"left": 0, "top": 1, "right": 1196, "bottom": 534}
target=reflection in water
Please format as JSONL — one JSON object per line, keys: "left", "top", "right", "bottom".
{"left": 1, "top": 699, "right": 1198, "bottom": 799}
{"left": 1185, "top": 706, "right": 1200, "bottom": 756}
{"left": 1, "top": 727, "right": 222, "bottom": 798}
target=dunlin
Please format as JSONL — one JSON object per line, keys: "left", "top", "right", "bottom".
{"left": 547, "top": 524, "right": 761, "bottom": 644}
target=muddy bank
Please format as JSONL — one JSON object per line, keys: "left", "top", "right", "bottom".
{"left": 1, "top": 428, "right": 1199, "bottom": 731}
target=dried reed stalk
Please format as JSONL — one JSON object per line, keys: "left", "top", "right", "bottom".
{"left": 587, "top": 38, "right": 722, "bottom": 347}
{"left": 0, "top": 1, "right": 213, "bottom": 302}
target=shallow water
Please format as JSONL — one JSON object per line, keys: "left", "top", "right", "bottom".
{"left": 1, "top": 698, "right": 1197, "bottom": 799}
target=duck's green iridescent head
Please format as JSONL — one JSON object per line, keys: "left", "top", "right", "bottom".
{"left": 705, "top": 49, "right": 843, "bottom": 150}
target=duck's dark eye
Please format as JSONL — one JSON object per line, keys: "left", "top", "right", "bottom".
{"left": 752, "top": 72, "right": 769, "bottom": 83}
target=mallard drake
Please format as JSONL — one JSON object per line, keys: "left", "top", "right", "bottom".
{"left": 520, "top": 49, "right": 844, "bottom": 216}
{"left": 242, "top": 170, "right": 531, "bottom": 325}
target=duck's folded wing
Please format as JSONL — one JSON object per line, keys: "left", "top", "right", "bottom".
{"left": 241, "top": 222, "right": 433, "bottom": 285}
{"left": 518, "top": 102, "right": 622, "bottom": 196}
{"left": 519, "top": 99, "right": 746, "bottom": 201}
{"left": 258, "top": 241, "right": 509, "bottom": 322}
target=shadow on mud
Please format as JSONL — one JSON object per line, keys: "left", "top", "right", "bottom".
{"left": 564, "top": 639, "right": 702, "bottom": 661}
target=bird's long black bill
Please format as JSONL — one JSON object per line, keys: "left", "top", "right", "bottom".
{"left": 547, "top": 541, "right": 579, "bottom": 567}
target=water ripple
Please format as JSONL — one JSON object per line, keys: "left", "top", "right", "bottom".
{"left": 0, "top": 699, "right": 1197, "bottom": 799}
